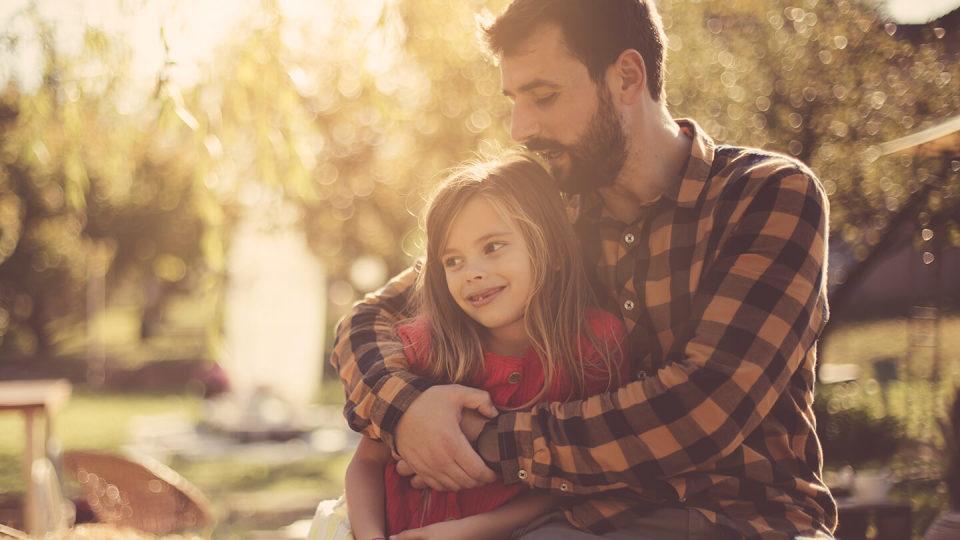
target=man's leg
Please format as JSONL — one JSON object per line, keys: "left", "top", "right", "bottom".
{"left": 516, "top": 507, "right": 721, "bottom": 540}
{"left": 512, "top": 512, "right": 600, "bottom": 539}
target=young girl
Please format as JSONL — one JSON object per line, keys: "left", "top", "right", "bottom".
{"left": 336, "top": 155, "right": 632, "bottom": 540}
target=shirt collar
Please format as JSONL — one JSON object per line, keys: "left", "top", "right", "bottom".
{"left": 668, "top": 118, "right": 716, "bottom": 208}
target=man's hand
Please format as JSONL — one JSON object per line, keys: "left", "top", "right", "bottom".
{"left": 459, "top": 408, "right": 489, "bottom": 442}
{"left": 395, "top": 384, "right": 498, "bottom": 491}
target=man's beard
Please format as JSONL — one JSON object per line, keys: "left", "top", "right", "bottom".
{"left": 526, "top": 86, "right": 628, "bottom": 195}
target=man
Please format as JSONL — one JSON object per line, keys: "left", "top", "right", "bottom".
{"left": 332, "top": 0, "right": 836, "bottom": 538}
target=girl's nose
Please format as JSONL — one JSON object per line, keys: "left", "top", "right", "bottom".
{"left": 464, "top": 263, "right": 486, "bottom": 282}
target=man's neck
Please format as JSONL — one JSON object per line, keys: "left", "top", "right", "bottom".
{"left": 598, "top": 106, "right": 692, "bottom": 223}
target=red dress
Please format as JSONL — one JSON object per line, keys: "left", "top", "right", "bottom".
{"left": 384, "top": 309, "right": 632, "bottom": 534}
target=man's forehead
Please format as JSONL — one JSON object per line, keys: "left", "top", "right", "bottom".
{"left": 499, "top": 24, "right": 583, "bottom": 93}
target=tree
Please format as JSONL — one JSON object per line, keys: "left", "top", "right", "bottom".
{"left": 1, "top": 0, "right": 956, "bottom": 359}
{"left": 660, "top": 0, "right": 959, "bottom": 321}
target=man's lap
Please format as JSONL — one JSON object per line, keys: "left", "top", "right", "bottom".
{"left": 513, "top": 508, "right": 836, "bottom": 540}
{"left": 513, "top": 507, "right": 717, "bottom": 540}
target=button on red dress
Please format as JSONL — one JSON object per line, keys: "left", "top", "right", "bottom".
{"left": 384, "top": 309, "right": 630, "bottom": 534}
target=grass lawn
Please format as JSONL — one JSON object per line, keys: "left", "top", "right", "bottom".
{"left": 820, "top": 314, "right": 960, "bottom": 440}
{"left": 0, "top": 389, "right": 350, "bottom": 537}
{"left": 819, "top": 314, "right": 960, "bottom": 538}
{"left": 0, "top": 392, "right": 202, "bottom": 498}
{"left": 821, "top": 314, "right": 960, "bottom": 376}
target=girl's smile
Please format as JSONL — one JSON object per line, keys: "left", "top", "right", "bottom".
{"left": 466, "top": 285, "right": 507, "bottom": 307}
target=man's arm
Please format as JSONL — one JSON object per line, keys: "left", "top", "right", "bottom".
{"left": 332, "top": 264, "right": 498, "bottom": 490}
{"left": 331, "top": 265, "right": 426, "bottom": 448}
{"left": 478, "top": 167, "right": 829, "bottom": 494}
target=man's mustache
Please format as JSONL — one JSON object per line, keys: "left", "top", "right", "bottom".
{"left": 523, "top": 138, "right": 566, "bottom": 153}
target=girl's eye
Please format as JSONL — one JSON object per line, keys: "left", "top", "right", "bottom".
{"left": 443, "top": 256, "right": 462, "bottom": 269}
{"left": 485, "top": 241, "right": 506, "bottom": 254}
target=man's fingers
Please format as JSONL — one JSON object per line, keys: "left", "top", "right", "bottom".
{"left": 457, "top": 386, "right": 499, "bottom": 418}
{"left": 410, "top": 474, "right": 428, "bottom": 489}
{"left": 453, "top": 433, "right": 497, "bottom": 484}
{"left": 423, "top": 476, "right": 454, "bottom": 491}
{"left": 405, "top": 452, "right": 470, "bottom": 490}
{"left": 440, "top": 462, "right": 479, "bottom": 490}
{"left": 405, "top": 462, "right": 451, "bottom": 491}
{"left": 474, "top": 401, "right": 499, "bottom": 419}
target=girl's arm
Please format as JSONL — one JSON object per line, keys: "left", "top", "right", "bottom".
{"left": 391, "top": 491, "right": 561, "bottom": 540}
{"left": 345, "top": 436, "right": 392, "bottom": 540}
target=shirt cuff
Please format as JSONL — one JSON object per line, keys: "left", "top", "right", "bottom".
{"left": 372, "top": 378, "right": 428, "bottom": 453}
{"left": 476, "top": 411, "right": 530, "bottom": 486}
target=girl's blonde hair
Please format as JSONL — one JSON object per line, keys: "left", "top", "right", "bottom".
{"left": 413, "top": 154, "right": 621, "bottom": 408}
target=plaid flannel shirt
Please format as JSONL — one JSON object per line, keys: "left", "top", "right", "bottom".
{"left": 331, "top": 120, "right": 837, "bottom": 539}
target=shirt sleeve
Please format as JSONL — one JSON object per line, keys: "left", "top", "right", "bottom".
{"left": 488, "top": 167, "right": 829, "bottom": 495}
{"left": 330, "top": 264, "right": 433, "bottom": 449}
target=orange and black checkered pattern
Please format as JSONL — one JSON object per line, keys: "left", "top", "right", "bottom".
{"left": 331, "top": 120, "right": 837, "bottom": 539}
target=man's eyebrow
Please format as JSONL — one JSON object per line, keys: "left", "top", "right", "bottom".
{"left": 503, "top": 79, "right": 560, "bottom": 97}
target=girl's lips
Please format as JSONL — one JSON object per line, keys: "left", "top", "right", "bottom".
{"left": 467, "top": 286, "right": 506, "bottom": 307}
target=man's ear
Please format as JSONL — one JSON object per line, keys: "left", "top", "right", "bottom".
{"left": 609, "top": 49, "right": 647, "bottom": 105}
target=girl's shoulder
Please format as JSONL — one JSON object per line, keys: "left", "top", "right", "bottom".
{"left": 581, "top": 308, "right": 633, "bottom": 393}
{"left": 584, "top": 308, "right": 626, "bottom": 342}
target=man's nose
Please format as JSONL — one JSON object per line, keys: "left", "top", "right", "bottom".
{"left": 510, "top": 103, "right": 540, "bottom": 142}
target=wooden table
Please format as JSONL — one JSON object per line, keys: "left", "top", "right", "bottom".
{"left": 0, "top": 379, "right": 72, "bottom": 536}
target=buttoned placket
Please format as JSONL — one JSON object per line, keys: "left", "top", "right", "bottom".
{"left": 618, "top": 225, "right": 642, "bottom": 325}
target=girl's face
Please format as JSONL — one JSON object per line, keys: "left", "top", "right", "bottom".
{"left": 440, "top": 195, "right": 534, "bottom": 353}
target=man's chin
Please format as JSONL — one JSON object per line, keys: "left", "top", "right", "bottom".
{"left": 555, "top": 174, "right": 596, "bottom": 195}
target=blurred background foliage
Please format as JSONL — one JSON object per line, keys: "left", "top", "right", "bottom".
{"left": 0, "top": 0, "right": 956, "bottom": 360}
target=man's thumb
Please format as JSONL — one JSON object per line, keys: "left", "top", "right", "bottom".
{"left": 458, "top": 386, "right": 499, "bottom": 418}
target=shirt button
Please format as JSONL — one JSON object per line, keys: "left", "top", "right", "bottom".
{"left": 624, "top": 233, "right": 635, "bottom": 244}
{"left": 507, "top": 372, "right": 521, "bottom": 384}
{"left": 518, "top": 469, "right": 528, "bottom": 480}
{"left": 623, "top": 300, "right": 635, "bottom": 311}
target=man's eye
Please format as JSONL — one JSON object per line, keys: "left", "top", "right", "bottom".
{"left": 534, "top": 93, "right": 558, "bottom": 106}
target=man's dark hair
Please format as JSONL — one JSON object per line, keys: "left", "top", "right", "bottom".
{"left": 484, "top": 0, "right": 667, "bottom": 101}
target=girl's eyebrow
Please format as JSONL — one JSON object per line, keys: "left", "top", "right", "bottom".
{"left": 474, "top": 231, "right": 512, "bottom": 245}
